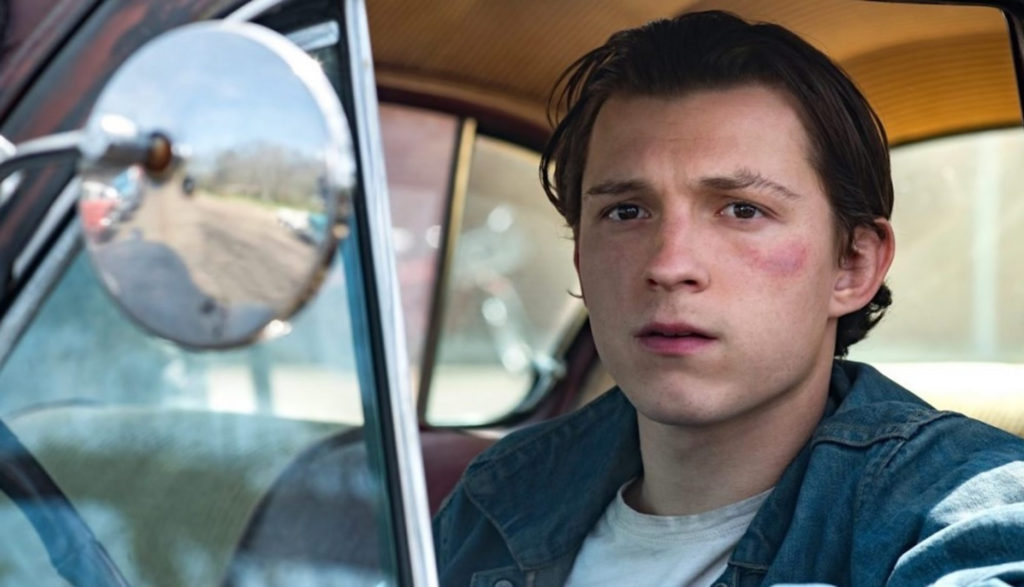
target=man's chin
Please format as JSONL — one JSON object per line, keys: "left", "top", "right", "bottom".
{"left": 635, "top": 406, "right": 746, "bottom": 430}
{"left": 620, "top": 384, "right": 752, "bottom": 430}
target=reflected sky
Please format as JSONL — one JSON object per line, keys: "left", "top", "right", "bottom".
{"left": 89, "top": 23, "right": 353, "bottom": 177}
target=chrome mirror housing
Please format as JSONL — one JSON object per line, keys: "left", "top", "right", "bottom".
{"left": 75, "top": 20, "right": 356, "bottom": 348}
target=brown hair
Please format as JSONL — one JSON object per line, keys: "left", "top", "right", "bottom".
{"left": 540, "top": 10, "right": 893, "bottom": 357}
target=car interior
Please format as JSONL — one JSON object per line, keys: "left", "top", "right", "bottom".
{"left": 389, "top": 0, "right": 1024, "bottom": 511}
{"left": 0, "top": 0, "right": 1023, "bottom": 585}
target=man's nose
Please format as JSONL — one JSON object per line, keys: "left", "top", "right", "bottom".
{"left": 642, "top": 214, "right": 710, "bottom": 291}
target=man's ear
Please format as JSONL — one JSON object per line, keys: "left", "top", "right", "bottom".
{"left": 830, "top": 219, "right": 895, "bottom": 317}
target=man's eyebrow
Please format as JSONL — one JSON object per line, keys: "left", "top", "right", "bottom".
{"left": 584, "top": 179, "right": 648, "bottom": 197}
{"left": 700, "top": 169, "right": 804, "bottom": 200}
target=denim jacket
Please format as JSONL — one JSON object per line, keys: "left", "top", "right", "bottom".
{"left": 433, "top": 361, "right": 1024, "bottom": 586}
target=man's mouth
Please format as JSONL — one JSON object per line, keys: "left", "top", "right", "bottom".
{"left": 634, "top": 322, "right": 716, "bottom": 354}
{"left": 636, "top": 322, "right": 715, "bottom": 340}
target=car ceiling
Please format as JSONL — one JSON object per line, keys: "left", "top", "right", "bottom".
{"left": 367, "top": 0, "right": 1021, "bottom": 146}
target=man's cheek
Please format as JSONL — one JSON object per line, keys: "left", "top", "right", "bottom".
{"left": 739, "top": 241, "right": 809, "bottom": 277}
{"left": 578, "top": 249, "right": 628, "bottom": 297}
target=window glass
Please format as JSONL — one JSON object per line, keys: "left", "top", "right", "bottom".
{"left": 426, "top": 135, "right": 582, "bottom": 426}
{"left": 848, "top": 127, "right": 1024, "bottom": 419}
{"left": 380, "top": 104, "right": 458, "bottom": 375}
{"left": 0, "top": 243, "right": 396, "bottom": 585}
{"left": 0, "top": 253, "right": 363, "bottom": 423}
{"left": 0, "top": 14, "right": 402, "bottom": 587}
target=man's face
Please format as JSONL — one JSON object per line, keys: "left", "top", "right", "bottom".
{"left": 577, "top": 85, "right": 846, "bottom": 429}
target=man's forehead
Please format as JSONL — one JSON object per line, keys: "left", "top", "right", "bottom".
{"left": 582, "top": 86, "right": 821, "bottom": 187}
{"left": 585, "top": 85, "right": 813, "bottom": 153}
{"left": 582, "top": 169, "right": 809, "bottom": 207}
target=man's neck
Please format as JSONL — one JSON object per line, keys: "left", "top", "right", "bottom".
{"left": 624, "top": 369, "right": 831, "bottom": 516}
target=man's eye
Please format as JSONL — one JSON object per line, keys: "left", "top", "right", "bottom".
{"left": 606, "top": 204, "right": 645, "bottom": 221}
{"left": 722, "top": 202, "right": 763, "bottom": 220}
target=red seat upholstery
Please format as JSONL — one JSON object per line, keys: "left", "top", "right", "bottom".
{"left": 420, "top": 429, "right": 497, "bottom": 514}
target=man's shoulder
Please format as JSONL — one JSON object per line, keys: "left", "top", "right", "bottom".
{"left": 759, "top": 362, "right": 1024, "bottom": 584}
{"left": 434, "top": 387, "right": 641, "bottom": 572}
{"left": 821, "top": 361, "right": 1014, "bottom": 444}
{"left": 818, "top": 360, "right": 1024, "bottom": 461}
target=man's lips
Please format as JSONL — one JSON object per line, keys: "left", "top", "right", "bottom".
{"left": 634, "top": 322, "right": 716, "bottom": 354}
{"left": 635, "top": 321, "right": 715, "bottom": 339}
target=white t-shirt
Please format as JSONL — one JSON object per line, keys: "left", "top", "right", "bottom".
{"left": 564, "top": 481, "right": 772, "bottom": 587}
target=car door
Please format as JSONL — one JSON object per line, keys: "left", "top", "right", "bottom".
{"left": 0, "top": 0, "right": 436, "bottom": 585}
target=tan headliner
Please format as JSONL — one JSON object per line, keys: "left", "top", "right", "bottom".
{"left": 368, "top": 0, "right": 1021, "bottom": 145}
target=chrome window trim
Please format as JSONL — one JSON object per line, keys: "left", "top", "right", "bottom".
{"left": 0, "top": 136, "right": 14, "bottom": 209}
{"left": 286, "top": 20, "right": 341, "bottom": 52}
{"left": 0, "top": 203, "right": 81, "bottom": 367}
{"left": 0, "top": 171, "right": 20, "bottom": 210}
{"left": 345, "top": 0, "right": 439, "bottom": 585}
{"left": 224, "top": 0, "right": 287, "bottom": 22}
{"left": 13, "top": 178, "right": 80, "bottom": 280}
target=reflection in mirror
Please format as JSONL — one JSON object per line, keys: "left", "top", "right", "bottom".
{"left": 78, "top": 21, "right": 356, "bottom": 348}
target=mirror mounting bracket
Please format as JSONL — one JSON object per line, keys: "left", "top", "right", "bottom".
{"left": 0, "top": 131, "right": 83, "bottom": 183}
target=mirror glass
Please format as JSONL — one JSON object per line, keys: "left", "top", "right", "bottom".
{"left": 78, "top": 21, "right": 355, "bottom": 348}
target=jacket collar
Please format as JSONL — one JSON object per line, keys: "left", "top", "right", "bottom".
{"left": 461, "top": 389, "right": 641, "bottom": 569}
{"left": 460, "top": 361, "right": 937, "bottom": 571}
{"left": 728, "top": 361, "right": 943, "bottom": 570}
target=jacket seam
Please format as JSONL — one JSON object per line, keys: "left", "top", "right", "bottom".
{"left": 437, "top": 488, "right": 455, "bottom": 567}
{"left": 857, "top": 435, "right": 901, "bottom": 534}
{"left": 463, "top": 477, "right": 531, "bottom": 570}
{"left": 852, "top": 411, "right": 965, "bottom": 568}
{"left": 811, "top": 410, "right": 961, "bottom": 449}
{"left": 729, "top": 560, "right": 770, "bottom": 572}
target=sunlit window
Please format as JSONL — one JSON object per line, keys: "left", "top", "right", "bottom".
{"left": 848, "top": 127, "right": 1024, "bottom": 427}
{"left": 426, "top": 136, "right": 581, "bottom": 426}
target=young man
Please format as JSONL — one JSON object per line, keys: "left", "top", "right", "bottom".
{"left": 434, "top": 11, "right": 1024, "bottom": 586}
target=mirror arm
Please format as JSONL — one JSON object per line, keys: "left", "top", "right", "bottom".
{"left": 80, "top": 116, "right": 173, "bottom": 173}
{"left": 0, "top": 123, "right": 173, "bottom": 187}
{"left": 0, "top": 131, "right": 84, "bottom": 183}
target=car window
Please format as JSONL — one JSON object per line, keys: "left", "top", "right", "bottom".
{"left": 423, "top": 134, "right": 581, "bottom": 426}
{"left": 0, "top": 7, "right": 408, "bottom": 587}
{"left": 379, "top": 108, "right": 584, "bottom": 427}
{"left": 0, "top": 245, "right": 394, "bottom": 585}
{"left": 848, "top": 126, "right": 1024, "bottom": 429}
{"left": 380, "top": 104, "right": 458, "bottom": 376}
{"left": 0, "top": 251, "right": 363, "bottom": 423}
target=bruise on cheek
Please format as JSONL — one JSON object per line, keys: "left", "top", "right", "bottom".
{"left": 743, "top": 241, "right": 808, "bottom": 276}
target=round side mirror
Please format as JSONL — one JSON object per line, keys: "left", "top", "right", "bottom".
{"left": 77, "top": 21, "right": 355, "bottom": 348}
